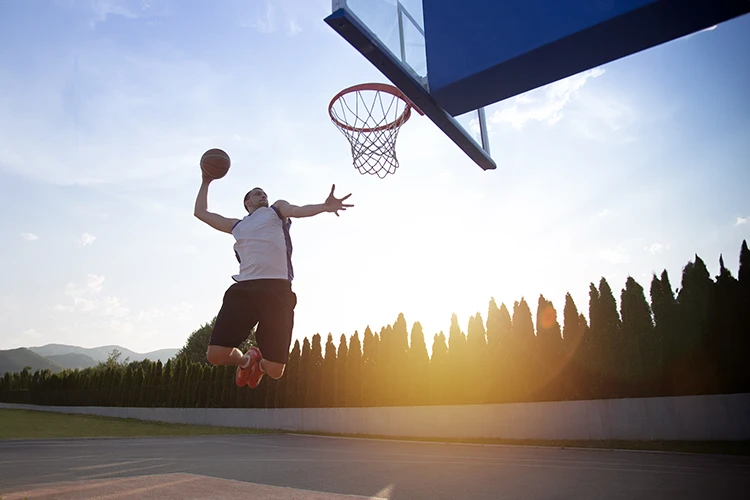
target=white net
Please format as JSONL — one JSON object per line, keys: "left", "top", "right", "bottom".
{"left": 329, "top": 85, "right": 413, "bottom": 179}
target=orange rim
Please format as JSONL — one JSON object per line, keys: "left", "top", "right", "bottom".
{"left": 328, "top": 83, "right": 423, "bottom": 133}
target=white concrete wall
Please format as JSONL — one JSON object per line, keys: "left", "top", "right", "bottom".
{"left": 3, "top": 393, "right": 749, "bottom": 441}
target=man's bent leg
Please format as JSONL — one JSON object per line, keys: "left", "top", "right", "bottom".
{"left": 259, "top": 359, "right": 285, "bottom": 379}
{"left": 253, "top": 281, "right": 296, "bottom": 383}
{"left": 207, "top": 345, "right": 256, "bottom": 387}
{"left": 207, "top": 282, "right": 261, "bottom": 386}
{"left": 206, "top": 345, "right": 248, "bottom": 366}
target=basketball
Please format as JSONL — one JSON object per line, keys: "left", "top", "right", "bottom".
{"left": 200, "top": 148, "right": 231, "bottom": 179}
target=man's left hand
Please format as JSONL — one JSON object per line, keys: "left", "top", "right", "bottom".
{"left": 324, "top": 184, "right": 354, "bottom": 217}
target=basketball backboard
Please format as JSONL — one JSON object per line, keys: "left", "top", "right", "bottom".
{"left": 325, "top": 0, "right": 750, "bottom": 172}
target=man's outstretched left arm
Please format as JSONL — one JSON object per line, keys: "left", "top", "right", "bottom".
{"left": 274, "top": 184, "right": 353, "bottom": 219}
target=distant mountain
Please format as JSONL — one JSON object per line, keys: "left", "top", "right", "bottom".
{"left": 46, "top": 353, "right": 99, "bottom": 370}
{"left": 143, "top": 348, "right": 180, "bottom": 363}
{"left": 28, "top": 344, "right": 178, "bottom": 364}
{"left": 0, "top": 348, "right": 65, "bottom": 375}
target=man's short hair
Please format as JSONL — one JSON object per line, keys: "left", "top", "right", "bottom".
{"left": 243, "top": 187, "right": 264, "bottom": 211}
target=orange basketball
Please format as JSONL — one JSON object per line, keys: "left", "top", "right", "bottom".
{"left": 200, "top": 148, "right": 231, "bottom": 179}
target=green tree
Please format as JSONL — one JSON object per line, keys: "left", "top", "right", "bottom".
{"left": 710, "top": 255, "right": 739, "bottom": 394}
{"left": 150, "top": 361, "right": 163, "bottom": 407}
{"left": 122, "top": 365, "right": 134, "bottom": 407}
{"left": 510, "top": 298, "right": 536, "bottom": 402}
{"left": 739, "top": 240, "right": 750, "bottom": 281}
{"left": 362, "top": 327, "right": 379, "bottom": 406}
{"left": 467, "top": 313, "right": 489, "bottom": 403}
{"left": 620, "top": 277, "right": 655, "bottom": 396}
{"left": 391, "top": 314, "right": 411, "bottom": 406}
{"left": 376, "top": 325, "right": 393, "bottom": 405}
{"left": 98, "top": 349, "right": 129, "bottom": 370}
{"left": 651, "top": 270, "right": 678, "bottom": 395}
{"left": 195, "top": 364, "right": 209, "bottom": 407}
{"left": 536, "top": 295, "right": 563, "bottom": 401}
{"left": 447, "top": 313, "right": 468, "bottom": 404}
{"left": 346, "top": 332, "right": 362, "bottom": 407}
{"left": 321, "top": 334, "right": 337, "bottom": 407}
{"left": 133, "top": 365, "right": 146, "bottom": 407}
{"left": 429, "top": 332, "right": 449, "bottom": 405}
{"left": 159, "top": 359, "right": 172, "bottom": 407}
{"left": 408, "top": 321, "right": 430, "bottom": 405}
{"left": 486, "top": 300, "right": 513, "bottom": 403}
{"left": 306, "top": 334, "right": 323, "bottom": 407}
{"left": 735, "top": 241, "right": 750, "bottom": 392}
{"left": 298, "top": 338, "right": 313, "bottom": 407}
{"left": 586, "top": 283, "right": 603, "bottom": 398}
{"left": 598, "top": 278, "right": 622, "bottom": 398}
{"left": 676, "top": 255, "right": 716, "bottom": 395}
{"left": 172, "top": 357, "right": 187, "bottom": 407}
{"left": 561, "top": 292, "right": 587, "bottom": 400}
{"left": 336, "top": 334, "right": 348, "bottom": 407}
{"left": 282, "top": 340, "right": 301, "bottom": 407}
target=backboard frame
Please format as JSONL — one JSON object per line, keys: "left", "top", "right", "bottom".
{"left": 325, "top": 3, "right": 497, "bottom": 171}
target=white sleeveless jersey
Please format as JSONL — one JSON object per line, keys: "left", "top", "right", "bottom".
{"left": 231, "top": 206, "right": 293, "bottom": 282}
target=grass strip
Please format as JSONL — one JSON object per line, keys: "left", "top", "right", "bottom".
{"left": 0, "top": 409, "right": 274, "bottom": 439}
{"left": 291, "top": 431, "right": 750, "bottom": 456}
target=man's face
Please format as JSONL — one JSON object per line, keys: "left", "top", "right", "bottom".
{"left": 246, "top": 188, "right": 268, "bottom": 210}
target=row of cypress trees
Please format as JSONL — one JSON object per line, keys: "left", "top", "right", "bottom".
{"left": 2, "top": 241, "right": 748, "bottom": 408}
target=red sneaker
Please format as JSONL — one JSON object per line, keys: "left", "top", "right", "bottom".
{"left": 235, "top": 351, "right": 256, "bottom": 387}
{"left": 245, "top": 347, "right": 264, "bottom": 388}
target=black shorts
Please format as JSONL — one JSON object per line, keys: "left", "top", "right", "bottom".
{"left": 209, "top": 279, "right": 297, "bottom": 364}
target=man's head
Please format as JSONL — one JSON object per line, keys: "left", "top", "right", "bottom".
{"left": 244, "top": 187, "right": 268, "bottom": 213}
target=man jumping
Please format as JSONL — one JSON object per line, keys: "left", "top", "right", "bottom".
{"left": 194, "top": 174, "right": 353, "bottom": 388}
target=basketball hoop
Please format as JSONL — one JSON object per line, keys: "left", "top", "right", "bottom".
{"left": 329, "top": 83, "right": 423, "bottom": 179}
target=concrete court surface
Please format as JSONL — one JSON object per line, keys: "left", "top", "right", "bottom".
{"left": 1, "top": 434, "right": 749, "bottom": 500}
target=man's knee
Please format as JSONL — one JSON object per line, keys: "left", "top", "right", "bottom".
{"left": 264, "top": 361, "right": 285, "bottom": 379}
{"left": 206, "top": 346, "right": 229, "bottom": 366}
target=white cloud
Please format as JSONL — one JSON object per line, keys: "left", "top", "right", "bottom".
{"left": 245, "top": 0, "right": 275, "bottom": 33}
{"left": 287, "top": 18, "right": 302, "bottom": 35}
{"left": 97, "top": 296, "right": 129, "bottom": 317}
{"left": 83, "top": 274, "right": 105, "bottom": 293}
{"left": 54, "top": 0, "right": 169, "bottom": 27}
{"left": 238, "top": 0, "right": 308, "bottom": 35}
{"left": 54, "top": 274, "right": 129, "bottom": 317}
{"left": 736, "top": 216, "right": 749, "bottom": 226}
{"left": 172, "top": 302, "right": 194, "bottom": 320}
{"left": 89, "top": 0, "right": 142, "bottom": 24}
{"left": 21, "top": 232, "right": 39, "bottom": 241}
{"left": 599, "top": 248, "right": 630, "bottom": 264}
{"left": 136, "top": 307, "right": 165, "bottom": 320}
{"left": 646, "top": 242, "right": 668, "bottom": 255}
{"left": 568, "top": 91, "right": 638, "bottom": 143}
{"left": 490, "top": 68, "right": 605, "bottom": 130}
{"left": 100, "top": 318, "right": 135, "bottom": 336}
{"left": 79, "top": 232, "right": 97, "bottom": 246}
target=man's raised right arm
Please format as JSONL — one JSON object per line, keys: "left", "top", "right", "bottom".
{"left": 194, "top": 177, "right": 240, "bottom": 234}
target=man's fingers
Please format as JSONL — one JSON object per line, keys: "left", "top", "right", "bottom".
{"left": 341, "top": 193, "right": 352, "bottom": 201}
{"left": 330, "top": 184, "right": 336, "bottom": 196}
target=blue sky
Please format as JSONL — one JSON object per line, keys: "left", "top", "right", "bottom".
{"left": 0, "top": 1, "right": 748, "bottom": 354}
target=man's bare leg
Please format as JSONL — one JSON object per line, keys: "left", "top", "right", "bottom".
{"left": 206, "top": 346, "right": 251, "bottom": 367}
{"left": 207, "top": 346, "right": 285, "bottom": 383}
{"left": 258, "top": 359, "right": 285, "bottom": 379}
